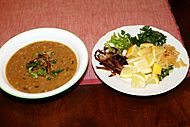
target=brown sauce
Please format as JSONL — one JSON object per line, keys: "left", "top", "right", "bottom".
{"left": 6, "top": 41, "right": 77, "bottom": 93}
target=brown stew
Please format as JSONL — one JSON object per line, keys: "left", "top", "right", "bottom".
{"left": 6, "top": 41, "right": 77, "bottom": 93}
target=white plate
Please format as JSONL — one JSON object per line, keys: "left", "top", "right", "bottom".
{"left": 92, "top": 25, "right": 189, "bottom": 96}
{"left": 0, "top": 28, "right": 88, "bottom": 99}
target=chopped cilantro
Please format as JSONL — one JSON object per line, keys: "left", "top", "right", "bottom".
{"left": 132, "top": 26, "right": 167, "bottom": 46}
{"left": 51, "top": 69, "right": 64, "bottom": 77}
{"left": 37, "top": 68, "right": 47, "bottom": 76}
{"left": 26, "top": 51, "right": 64, "bottom": 80}
{"left": 28, "top": 67, "right": 38, "bottom": 79}
{"left": 26, "top": 61, "right": 40, "bottom": 68}
{"left": 50, "top": 59, "right": 57, "bottom": 65}
{"left": 46, "top": 76, "right": 51, "bottom": 80}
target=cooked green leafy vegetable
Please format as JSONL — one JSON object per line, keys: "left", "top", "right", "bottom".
{"left": 158, "top": 65, "right": 173, "bottom": 81}
{"left": 105, "top": 30, "right": 132, "bottom": 54}
{"left": 131, "top": 26, "right": 167, "bottom": 46}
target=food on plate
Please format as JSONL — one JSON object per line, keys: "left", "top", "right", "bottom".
{"left": 94, "top": 26, "right": 187, "bottom": 88}
{"left": 6, "top": 41, "right": 77, "bottom": 93}
{"left": 94, "top": 46, "right": 127, "bottom": 77}
{"left": 121, "top": 43, "right": 186, "bottom": 87}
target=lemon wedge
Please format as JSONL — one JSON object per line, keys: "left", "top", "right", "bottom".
{"left": 152, "top": 63, "right": 162, "bottom": 75}
{"left": 140, "top": 67, "right": 152, "bottom": 74}
{"left": 133, "top": 58, "right": 149, "bottom": 68}
{"left": 145, "top": 54, "right": 155, "bottom": 66}
{"left": 127, "top": 56, "right": 144, "bottom": 66}
{"left": 140, "top": 43, "right": 154, "bottom": 48}
{"left": 146, "top": 74, "right": 160, "bottom": 84}
{"left": 131, "top": 72, "right": 147, "bottom": 88}
{"left": 126, "top": 44, "right": 138, "bottom": 58}
{"left": 133, "top": 58, "right": 152, "bottom": 74}
{"left": 120, "top": 65, "right": 139, "bottom": 78}
{"left": 137, "top": 46, "right": 153, "bottom": 56}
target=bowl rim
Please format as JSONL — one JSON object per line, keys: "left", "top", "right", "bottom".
{"left": 0, "top": 27, "right": 88, "bottom": 99}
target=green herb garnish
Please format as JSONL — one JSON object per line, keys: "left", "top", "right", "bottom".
{"left": 104, "top": 26, "right": 167, "bottom": 54}
{"left": 28, "top": 67, "right": 38, "bottom": 79}
{"left": 105, "top": 30, "right": 132, "bottom": 54}
{"left": 51, "top": 69, "right": 64, "bottom": 77}
{"left": 46, "top": 76, "right": 51, "bottom": 80}
{"left": 26, "top": 51, "right": 63, "bottom": 80}
{"left": 37, "top": 68, "right": 47, "bottom": 76}
{"left": 50, "top": 59, "right": 57, "bottom": 65}
{"left": 132, "top": 26, "right": 167, "bottom": 46}
{"left": 26, "top": 61, "right": 41, "bottom": 68}
{"left": 158, "top": 65, "right": 173, "bottom": 81}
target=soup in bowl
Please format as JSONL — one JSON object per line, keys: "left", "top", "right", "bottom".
{"left": 0, "top": 28, "right": 88, "bottom": 99}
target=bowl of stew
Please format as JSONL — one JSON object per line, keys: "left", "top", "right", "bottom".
{"left": 0, "top": 28, "right": 88, "bottom": 99}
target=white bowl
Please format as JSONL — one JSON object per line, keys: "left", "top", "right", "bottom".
{"left": 0, "top": 28, "right": 88, "bottom": 99}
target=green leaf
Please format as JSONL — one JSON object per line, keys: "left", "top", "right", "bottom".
{"left": 50, "top": 59, "right": 57, "bottom": 65}
{"left": 28, "top": 67, "right": 38, "bottom": 79}
{"left": 37, "top": 68, "right": 47, "bottom": 76}
{"left": 26, "top": 61, "right": 41, "bottom": 68}
{"left": 51, "top": 68, "right": 64, "bottom": 77}
{"left": 158, "top": 65, "right": 173, "bottom": 81}
{"left": 137, "top": 26, "right": 167, "bottom": 46}
{"left": 46, "top": 76, "right": 51, "bottom": 80}
{"left": 105, "top": 30, "right": 132, "bottom": 54}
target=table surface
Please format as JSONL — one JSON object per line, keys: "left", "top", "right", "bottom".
{"left": 0, "top": 0, "right": 190, "bottom": 127}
